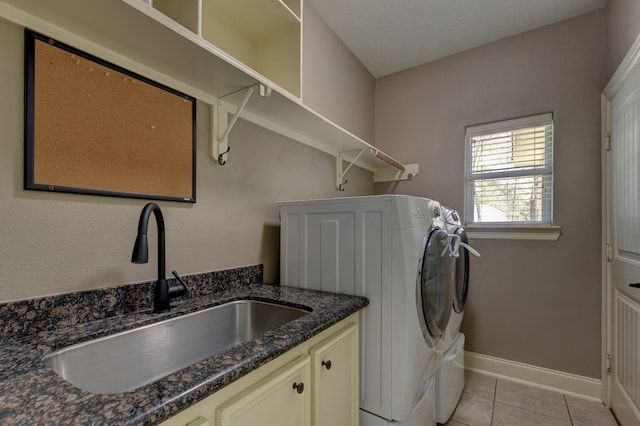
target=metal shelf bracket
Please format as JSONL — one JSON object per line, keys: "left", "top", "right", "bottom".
{"left": 336, "top": 148, "right": 419, "bottom": 190}
{"left": 211, "top": 83, "right": 272, "bottom": 165}
{"left": 336, "top": 149, "right": 366, "bottom": 191}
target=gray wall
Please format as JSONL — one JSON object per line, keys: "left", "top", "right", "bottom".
{"left": 374, "top": 11, "right": 605, "bottom": 378}
{"left": 605, "top": 0, "right": 640, "bottom": 80}
{"left": 302, "top": 2, "right": 375, "bottom": 142}
{"left": 3, "top": 0, "right": 631, "bottom": 382}
{"left": 0, "top": 18, "right": 375, "bottom": 303}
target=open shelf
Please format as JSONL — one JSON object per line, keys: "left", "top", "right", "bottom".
{"left": 0, "top": 0, "right": 417, "bottom": 188}
{"left": 216, "top": 86, "right": 414, "bottom": 170}
{"left": 200, "top": 0, "right": 300, "bottom": 96}
{"left": 151, "top": 0, "right": 200, "bottom": 34}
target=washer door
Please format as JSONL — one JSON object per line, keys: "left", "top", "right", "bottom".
{"left": 453, "top": 228, "right": 470, "bottom": 314}
{"left": 416, "top": 227, "right": 454, "bottom": 348}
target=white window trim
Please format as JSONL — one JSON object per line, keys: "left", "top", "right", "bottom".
{"left": 465, "top": 225, "right": 561, "bottom": 241}
{"left": 465, "top": 113, "right": 553, "bottom": 138}
{"left": 464, "top": 113, "right": 561, "bottom": 241}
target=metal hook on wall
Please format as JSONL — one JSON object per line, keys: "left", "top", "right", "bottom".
{"left": 336, "top": 149, "right": 365, "bottom": 191}
{"left": 218, "top": 146, "right": 231, "bottom": 165}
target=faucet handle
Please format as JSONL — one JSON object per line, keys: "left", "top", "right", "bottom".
{"left": 171, "top": 270, "right": 187, "bottom": 286}
{"left": 170, "top": 271, "right": 188, "bottom": 298}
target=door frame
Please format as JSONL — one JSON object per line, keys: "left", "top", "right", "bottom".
{"left": 601, "top": 32, "right": 640, "bottom": 406}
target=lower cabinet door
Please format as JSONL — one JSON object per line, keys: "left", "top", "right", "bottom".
{"left": 310, "top": 323, "right": 359, "bottom": 426}
{"left": 216, "top": 356, "right": 311, "bottom": 426}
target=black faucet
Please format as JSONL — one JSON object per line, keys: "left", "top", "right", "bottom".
{"left": 131, "top": 203, "right": 187, "bottom": 313}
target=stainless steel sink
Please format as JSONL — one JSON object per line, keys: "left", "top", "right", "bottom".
{"left": 43, "top": 300, "right": 309, "bottom": 394}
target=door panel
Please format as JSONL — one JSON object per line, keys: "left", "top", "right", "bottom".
{"left": 608, "top": 49, "right": 640, "bottom": 425}
{"left": 310, "top": 323, "right": 359, "bottom": 426}
{"left": 216, "top": 356, "right": 311, "bottom": 426}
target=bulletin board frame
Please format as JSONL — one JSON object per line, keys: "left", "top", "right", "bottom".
{"left": 24, "top": 29, "right": 197, "bottom": 203}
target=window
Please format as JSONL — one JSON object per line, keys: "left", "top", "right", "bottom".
{"left": 465, "top": 113, "right": 553, "bottom": 226}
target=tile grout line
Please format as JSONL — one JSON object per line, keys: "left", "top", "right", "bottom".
{"left": 564, "top": 394, "right": 575, "bottom": 425}
{"left": 490, "top": 378, "right": 498, "bottom": 425}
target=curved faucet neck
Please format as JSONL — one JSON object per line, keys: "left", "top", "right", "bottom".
{"left": 137, "top": 203, "right": 165, "bottom": 282}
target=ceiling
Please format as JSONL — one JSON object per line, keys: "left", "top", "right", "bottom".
{"left": 307, "top": 0, "right": 608, "bottom": 78}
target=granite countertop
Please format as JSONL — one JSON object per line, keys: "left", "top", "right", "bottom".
{"left": 0, "top": 282, "right": 368, "bottom": 425}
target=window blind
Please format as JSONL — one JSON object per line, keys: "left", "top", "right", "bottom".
{"left": 465, "top": 113, "right": 553, "bottom": 225}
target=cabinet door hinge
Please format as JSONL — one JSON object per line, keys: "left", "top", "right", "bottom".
{"left": 606, "top": 243, "right": 613, "bottom": 262}
{"left": 606, "top": 132, "right": 612, "bottom": 151}
{"left": 606, "top": 354, "right": 613, "bottom": 373}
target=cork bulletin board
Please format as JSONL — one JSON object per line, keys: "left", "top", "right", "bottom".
{"left": 24, "top": 30, "right": 196, "bottom": 202}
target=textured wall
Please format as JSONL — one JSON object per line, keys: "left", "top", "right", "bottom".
{"left": 375, "top": 12, "right": 605, "bottom": 378}
{"left": 605, "top": 0, "right": 640, "bottom": 80}
{"left": 302, "top": 2, "right": 375, "bottom": 142}
{"left": 0, "top": 19, "right": 375, "bottom": 303}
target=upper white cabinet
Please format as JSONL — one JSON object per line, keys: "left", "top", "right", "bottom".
{"left": 0, "top": 0, "right": 417, "bottom": 187}
{"left": 147, "top": 0, "right": 300, "bottom": 97}
{"left": 152, "top": 0, "right": 200, "bottom": 34}
{"left": 199, "top": 0, "right": 301, "bottom": 97}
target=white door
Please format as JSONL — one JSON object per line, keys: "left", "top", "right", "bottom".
{"left": 604, "top": 36, "right": 640, "bottom": 426}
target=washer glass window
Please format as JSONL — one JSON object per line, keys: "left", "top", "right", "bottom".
{"left": 418, "top": 228, "right": 454, "bottom": 343}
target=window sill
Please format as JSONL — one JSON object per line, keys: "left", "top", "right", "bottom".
{"left": 465, "top": 225, "right": 561, "bottom": 241}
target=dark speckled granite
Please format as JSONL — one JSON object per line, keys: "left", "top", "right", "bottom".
{"left": 0, "top": 266, "right": 368, "bottom": 426}
{"left": 0, "top": 265, "right": 262, "bottom": 339}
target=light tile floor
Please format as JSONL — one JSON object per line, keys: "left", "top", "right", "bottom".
{"left": 442, "top": 371, "right": 619, "bottom": 426}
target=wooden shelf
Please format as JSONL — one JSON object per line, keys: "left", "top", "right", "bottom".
{"left": 0, "top": 0, "right": 417, "bottom": 187}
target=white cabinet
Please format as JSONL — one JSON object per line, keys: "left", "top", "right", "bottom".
{"left": 185, "top": 418, "right": 210, "bottom": 426}
{"left": 152, "top": 0, "right": 200, "bottom": 33}
{"left": 159, "top": 313, "right": 359, "bottom": 426}
{"left": 200, "top": 0, "right": 300, "bottom": 97}
{"left": 154, "top": 0, "right": 301, "bottom": 97}
{"left": 310, "top": 323, "right": 359, "bottom": 426}
{"left": 217, "top": 356, "right": 310, "bottom": 426}
{"left": 146, "top": 0, "right": 301, "bottom": 96}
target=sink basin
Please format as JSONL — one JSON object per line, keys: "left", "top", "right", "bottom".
{"left": 43, "top": 300, "right": 310, "bottom": 394}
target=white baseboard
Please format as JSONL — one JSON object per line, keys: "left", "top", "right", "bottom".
{"left": 464, "top": 351, "right": 602, "bottom": 401}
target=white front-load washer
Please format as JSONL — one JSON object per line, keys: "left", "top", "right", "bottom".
{"left": 277, "top": 195, "right": 454, "bottom": 426}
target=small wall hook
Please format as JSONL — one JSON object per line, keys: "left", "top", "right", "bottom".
{"left": 338, "top": 179, "right": 347, "bottom": 191}
{"left": 218, "top": 146, "right": 230, "bottom": 165}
